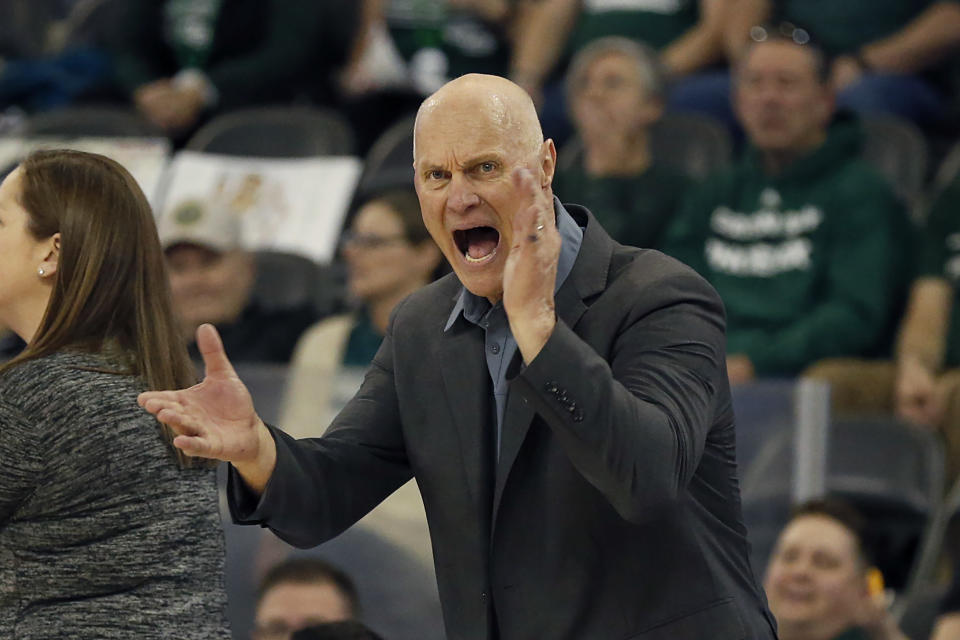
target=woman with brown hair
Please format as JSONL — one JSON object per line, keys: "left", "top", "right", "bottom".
{"left": 0, "top": 150, "right": 230, "bottom": 637}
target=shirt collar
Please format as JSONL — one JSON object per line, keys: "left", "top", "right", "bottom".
{"left": 444, "top": 198, "right": 584, "bottom": 331}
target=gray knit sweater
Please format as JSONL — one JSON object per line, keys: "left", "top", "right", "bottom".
{"left": 0, "top": 351, "right": 231, "bottom": 639}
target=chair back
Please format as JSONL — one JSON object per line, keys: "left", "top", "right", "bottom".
{"left": 25, "top": 106, "right": 162, "bottom": 137}
{"left": 861, "top": 115, "right": 929, "bottom": 215}
{"left": 186, "top": 107, "right": 355, "bottom": 158}
{"left": 559, "top": 112, "right": 732, "bottom": 180}
{"left": 357, "top": 114, "right": 417, "bottom": 196}
{"left": 649, "top": 112, "right": 733, "bottom": 180}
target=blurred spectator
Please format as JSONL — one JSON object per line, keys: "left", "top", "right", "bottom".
{"left": 764, "top": 499, "right": 908, "bottom": 640}
{"left": 0, "top": 0, "right": 65, "bottom": 59}
{"left": 805, "top": 168, "right": 960, "bottom": 482}
{"left": 108, "top": 1, "right": 360, "bottom": 137}
{"left": 345, "top": 0, "right": 516, "bottom": 97}
{"left": 725, "top": 0, "right": 960, "bottom": 126}
{"left": 662, "top": 32, "right": 907, "bottom": 384}
{"left": 340, "top": 0, "right": 521, "bottom": 154}
{"left": 277, "top": 190, "right": 443, "bottom": 611}
{"left": 510, "top": 0, "right": 728, "bottom": 142}
{"left": 292, "top": 621, "right": 385, "bottom": 640}
{"left": 281, "top": 189, "right": 444, "bottom": 435}
{"left": 159, "top": 199, "right": 317, "bottom": 364}
{"left": 554, "top": 36, "right": 688, "bottom": 249}
{"left": 253, "top": 558, "right": 359, "bottom": 640}
{"left": 0, "top": 0, "right": 114, "bottom": 113}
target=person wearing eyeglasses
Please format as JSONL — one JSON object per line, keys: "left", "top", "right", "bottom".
{"left": 281, "top": 188, "right": 446, "bottom": 438}
{"left": 663, "top": 27, "right": 909, "bottom": 385}
{"left": 267, "top": 191, "right": 446, "bottom": 637}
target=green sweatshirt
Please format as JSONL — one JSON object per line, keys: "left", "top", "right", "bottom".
{"left": 569, "top": 0, "right": 698, "bottom": 54}
{"left": 663, "top": 117, "right": 909, "bottom": 376}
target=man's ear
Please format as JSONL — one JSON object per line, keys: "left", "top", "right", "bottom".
{"left": 540, "top": 139, "right": 557, "bottom": 189}
{"left": 37, "top": 232, "right": 60, "bottom": 278}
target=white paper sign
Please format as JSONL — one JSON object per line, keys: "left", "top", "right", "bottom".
{"left": 0, "top": 136, "right": 171, "bottom": 205}
{"left": 156, "top": 151, "right": 361, "bottom": 263}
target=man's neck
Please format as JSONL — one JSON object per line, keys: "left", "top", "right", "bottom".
{"left": 760, "top": 130, "right": 828, "bottom": 176}
{"left": 584, "top": 130, "right": 652, "bottom": 176}
{"left": 777, "top": 619, "right": 850, "bottom": 640}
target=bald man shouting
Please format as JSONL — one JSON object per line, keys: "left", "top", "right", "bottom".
{"left": 140, "top": 75, "right": 778, "bottom": 640}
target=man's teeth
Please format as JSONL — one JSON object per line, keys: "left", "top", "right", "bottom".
{"left": 465, "top": 247, "right": 497, "bottom": 263}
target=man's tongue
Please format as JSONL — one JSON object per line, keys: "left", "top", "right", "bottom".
{"left": 466, "top": 227, "right": 499, "bottom": 259}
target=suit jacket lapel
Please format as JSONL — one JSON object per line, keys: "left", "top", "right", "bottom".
{"left": 491, "top": 205, "right": 613, "bottom": 526}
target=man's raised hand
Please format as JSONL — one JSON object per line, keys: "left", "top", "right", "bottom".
{"left": 502, "top": 167, "right": 561, "bottom": 363}
{"left": 138, "top": 323, "right": 277, "bottom": 493}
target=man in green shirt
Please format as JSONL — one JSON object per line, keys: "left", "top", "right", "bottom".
{"left": 663, "top": 32, "right": 908, "bottom": 383}
{"left": 553, "top": 36, "right": 688, "bottom": 249}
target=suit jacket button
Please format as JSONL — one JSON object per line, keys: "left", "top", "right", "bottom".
{"left": 545, "top": 381, "right": 559, "bottom": 393}
{"left": 481, "top": 591, "right": 488, "bottom": 603}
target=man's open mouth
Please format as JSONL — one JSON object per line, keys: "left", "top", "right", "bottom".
{"left": 453, "top": 226, "right": 500, "bottom": 263}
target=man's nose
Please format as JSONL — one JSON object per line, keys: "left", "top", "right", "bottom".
{"left": 446, "top": 173, "right": 480, "bottom": 214}
{"left": 756, "top": 82, "right": 783, "bottom": 105}
{"left": 785, "top": 559, "right": 813, "bottom": 580}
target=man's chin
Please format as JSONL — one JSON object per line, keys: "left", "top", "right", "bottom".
{"left": 455, "top": 271, "right": 503, "bottom": 303}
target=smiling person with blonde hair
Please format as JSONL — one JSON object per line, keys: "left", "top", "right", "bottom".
{"left": 0, "top": 150, "right": 230, "bottom": 638}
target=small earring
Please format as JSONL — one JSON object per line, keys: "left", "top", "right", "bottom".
{"left": 38, "top": 267, "right": 45, "bottom": 277}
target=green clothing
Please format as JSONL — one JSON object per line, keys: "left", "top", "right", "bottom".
{"left": 663, "top": 117, "right": 908, "bottom": 376}
{"left": 569, "top": 0, "right": 698, "bottom": 54}
{"left": 111, "top": 0, "right": 358, "bottom": 109}
{"left": 919, "top": 177, "right": 960, "bottom": 368}
{"left": 554, "top": 162, "right": 688, "bottom": 249}
{"left": 387, "top": 0, "right": 510, "bottom": 79}
{"left": 164, "top": 0, "right": 223, "bottom": 70}
{"left": 342, "top": 309, "right": 384, "bottom": 368}
{"left": 775, "top": 0, "right": 938, "bottom": 55}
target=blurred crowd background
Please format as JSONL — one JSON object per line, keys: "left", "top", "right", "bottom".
{"left": 2, "top": 1, "right": 960, "bottom": 639}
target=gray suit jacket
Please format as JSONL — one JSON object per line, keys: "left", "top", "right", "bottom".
{"left": 231, "top": 204, "right": 779, "bottom": 640}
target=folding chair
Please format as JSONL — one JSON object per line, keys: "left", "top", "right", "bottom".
{"left": 558, "top": 112, "right": 733, "bottom": 180}
{"left": 356, "top": 113, "right": 417, "bottom": 197}
{"left": 861, "top": 115, "right": 929, "bottom": 216}
{"left": 25, "top": 105, "right": 162, "bottom": 137}
{"left": 186, "top": 107, "right": 355, "bottom": 158}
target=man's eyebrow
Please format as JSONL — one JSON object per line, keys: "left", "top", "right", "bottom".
{"left": 462, "top": 153, "right": 502, "bottom": 167}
